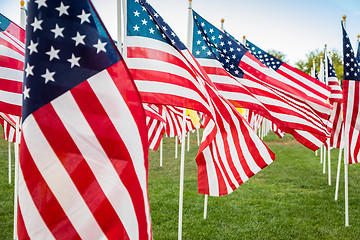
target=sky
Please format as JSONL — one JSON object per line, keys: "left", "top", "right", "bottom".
{"left": 1, "top": 0, "right": 360, "bottom": 65}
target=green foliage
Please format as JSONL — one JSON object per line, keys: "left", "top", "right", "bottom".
{"left": 295, "top": 49, "right": 343, "bottom": 82}
{"left": 2, "top": 132, "right": 360, "bottom": 239}
{"left": 267, "top": 49, "right": 288, "bottom": 63}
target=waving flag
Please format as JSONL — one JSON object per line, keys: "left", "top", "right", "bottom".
{"left": 126, "top": 0, "right": 275, "bottom": 196}
{"left": 342, "top": 22, "right": 360, "bottom": 164}
{"left": 144, "top": 104, "right": 166, "bottom": 150}
{"left": 18, "top": 1, "right": 151, "bottom": 239}
{"left": 0, "top": 13, "right": 24, "bottom": 116}
{"left": 192, "top": 11, "right": 330, "bottom": 150}
{"left": 0, "top": 113, "right": 19, "bottom": 142}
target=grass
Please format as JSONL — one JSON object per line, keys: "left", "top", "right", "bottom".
{"left": 1, "top": 131, "right": 360, "bottom": 239}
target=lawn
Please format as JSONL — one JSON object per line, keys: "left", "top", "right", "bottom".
{"left": 1, "top": 132, "right": 360, "bottom": 239}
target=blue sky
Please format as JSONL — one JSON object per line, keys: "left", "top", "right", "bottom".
{"left": 1, "top": 0, "right": 360, "bottom": 65}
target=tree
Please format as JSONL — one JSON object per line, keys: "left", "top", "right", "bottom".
{"left": 295, "top": 49, "right": 343, "bottom": 82}
{"left": 267, "top": 49, "right": 288, "bottom": 63}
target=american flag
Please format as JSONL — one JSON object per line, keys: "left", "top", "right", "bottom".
{"left": 18, "top": 1, "right": 151, "bottom": 239}
{"left": 126, "top": 0, "right": 275, "bottom": 196}
{"left": 162, "top": 105, "right": 195, "bottom": 139}
{"left": 0, "top": 112, "right": 19, "bottom": 142}
{"left": 0, "top": 13, "right": 24, "bottom": 116}
{"left": 342, "top": 21, "right": 360, "bottom": 164}
{"left": 326, "top": 56, "right": 343, "bottom": 148}
{"left": 144, "top": 104, "right": 166, "bottom": 150}
{"left": 192, "top": 10, "right": 330, "bottom": 151}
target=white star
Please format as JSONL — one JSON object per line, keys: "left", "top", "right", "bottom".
{"left": 67, "top": 54, "right": 81, "bottom": 68}
{"left": 46, "top": 46, "right": 60, "bottom": 61}
{"left": 72, "top": 32, "right": 86, "bottom": 46}
{"left": 197, "top": 30, "right": 201, "bottom": 35}
{"left": 228, "top": 41, "right": 232, "bottom": 45}
{"left": 149, "top": 28, "right": 154, "bottom": 34}
{"left": 230, "top": 47, "right": 234, "bottom": 52}
{"left": 134, "top": 10, "right": 140, "bottom": 17}
{"left": 230, "top": 64, "right": 234, "bottom": 68}
{"left": 133, "top": 25, "right": 139, "bottom": 31}
{"left": 51, "top": 24, "right": 64, "bottom": 39}
{"left": 31, "top": 17, "right": 43, "bottom": 32}
{"left": 23, "top": 86, "right": 30, "bottom": 100}
{"left": 209, "top": 29, "right": 214, "bottom": 33}
{"left": 27, "top": 40, "right": 38, "bottom": 54}
{"left": 211, "top": 36, "right": 215, "bottom": 40}
{"left": 162, "top": 33, "right": 166, "bottom": 39}
{"left": 232, "top": 55, "right": 236, "bottom": 59}
{"left": 235, "top": 70, "right": 239, "bottom": 74}
{"left": 196, "top": 50, "right": 200, "bottom": 55}
{"left": 56, "top": 2, "right": 69, "bottom": 16}
{"left": 162, "top": 26, "right": 167, "bottom": 31}
{"left": 93, "top": 39, "right": 107, "bottom": 53}
{"left": 220, "top": 42, "right": 224, "bottom": 46}
{"left": 155, "top": 25, "right": 160, "bottom": 30}
{"left": 171, "top": 39, "right": 175, "bottom": 45}
{"left": 41, "top": 69, "right": 55, "bottom": 84}
{"left": 77, "top": 10, "right": 91, "bottom": 24}
{"left": 201, "top": 46, "right": 206, "bottom": 50}
{"left": 142, "top": 19, "right": 148, "bottom": 25}
{"left": 196, "top": 40, "right": 201, "bottom": 45}
{"left": 35, "top": 0, "right": 47, "bottom": 9}
{"left": 219, "top": 35, "right": 223, "bottom": 39}
{"left": 223, "top": 49, "right": 227, "bottom": 54}
{"left": 171, "top": 32, "right": 176, "bottom": 37}
{"left": 207, "top": 51, "right": 211, "bottom": 56}
{"left": 201, "top": 22, "right": 205, "bottom": 27}
{"left": 154, "top": 13, "right": 159, "bottom": 18}
{"left": 346, "top": 44, "right": 350, "bottom": 48}
{"left": 25, "top": 63, "right": 34, "bottom": 77}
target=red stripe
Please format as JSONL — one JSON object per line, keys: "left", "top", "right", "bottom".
{"left": 0, "top": 78, "right": 23, "bottom": 93}
{"left": 17, "top": 204, "right": 30, "bottom": 240}
{"left": 212, "top": 143, "right": 231, "bottom": 196}
{"left": 33, "top": 102, "right": 130, "bottom": 239}
{"left": 0, "top": 55, "right": 24, "bottom": 70}
{"left": 6, "top": 22, "right": 25, "bottom": 43}
{"left": 202, "top": 66, "right": 229, "bottom": 76}
{"left": 0, "top": 101, "right": 22, "bottom": 117}
{"left": 20, "top": 134, "right": 81, "bottom": 239}
{"left": 71, "top": 78, "right": 149, "bottom": 239}
{"left": 0, "top": 36, "right": 24, "bottom": 57}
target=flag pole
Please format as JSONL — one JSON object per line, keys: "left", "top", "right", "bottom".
{"left": 355, "top": 34, "right": 360, "bottom": 57}
{"left": 121, "top": 0, "right": 127, "bottom": 60}
{"left": 160, "top": 138, "right": 163, "bottom": 167}
{"left": 177, "top": 1, "right": 194, "bottom": 239}
{"left": 220, "top": 18, "right": 224, "bottom": 31}
{"left": 175, "top": 136, "right": 178, "bottom": 159}
{"left": 187, "top": 132, "right": 190, "bottom": 151}
{"left": 117, "top": 0, "right": 123, "bottom": 54}
{"left": 14, "top": 2, "right": 26, "bottom": 239}
{"left": 335, "top": 128, "right": 344, "bottom": 201}
{"left": 8, "top": 141, "right": 11, "bottom": 184}
{"left": 324, "top": 45, "right": 331, "bottom": 185}
{"left": 342, "top": 15, "right": 349, "bottom": 227}
{"left": 197, "top": 127, "right": 200, "bottom": 146}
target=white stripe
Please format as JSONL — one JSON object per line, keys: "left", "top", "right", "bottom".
{"left": 0, "top": 45, "right": 24, "bottom": 62}
{"left": 279, "top": 65, "right": 330, "bottom": 99}
{"left": 295, "top": 130, "right": 323, "bottom": 147}
{"left": 2, "top": 31, "right": 25, "bottom": 49}
{"left": 0, "top": 89, "right": 22, "bottom": 105}
{"left": 134, "top": 80, "right": 209, "bottom": 109}
{"left": 18, "top": 167, "right": 55, "bottom": 239}
{"left": 87, "top": 69, "right": 151, "bottom": 238}
{"left": 0, "top": 66, "right": 23, "bottom": 82}
{"left": 23, "top": 114, "right": 105, "bottom": 239}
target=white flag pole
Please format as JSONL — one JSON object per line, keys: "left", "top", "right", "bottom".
{"left": 342, "top": 15, "right": 349, "bottom": 227}
{"left": 175, "top": 136, "right": 178, "bottom": 159}
{"left": 320, "top": 145, "right": 323, "bottom": 165}
{"left": 117, "top": 0, "right": 122, "bottom": 53}
{"left": 196, "top": 127, "right": 200, "bottom": 146}
{"left": 220, "top": 18, "right": 224, "bottom": 31}
{"left": 203, "top": 195, "right": 208, "bottom": 219}
{"left": 327, "top": 140, "right": 331, "bottom": 185}
{"left": 323, "top": 144, "right": 326, "bottom": 174}
{"left": 121, "top": 0, "right": 127, "bottom": 60}
{"left": 335, "top": 128, "right": 344, "bottom": 201}
{"left": 8, "top": 141, "right": 12, "bottom": 184}
{"left": 160, "top": 138, "right": 163, "bottom": 167}
{"left": 187, "top": 132, "right": 190, "bottom": 151}
{"left": 177, "top": 1, "right": 194, "bottom": 239}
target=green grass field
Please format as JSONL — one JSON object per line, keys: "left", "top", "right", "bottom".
{"left": 1, "top": 132, "right": 360, "bottom": 239}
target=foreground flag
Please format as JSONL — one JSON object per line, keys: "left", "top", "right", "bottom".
{"left": 0, "top": 13, "right": 24, "bottom": 116}
{"left": 0, "top": 113, "right": 19, "bottom": 142}
{"left": 18, "top": 1, "right": 151, "bottom": 239}
{"left": 342, "top": 21, "right": 360, "bottom": 164}
{"left": 126, "top": 0, "right": 275, "bottom": 196}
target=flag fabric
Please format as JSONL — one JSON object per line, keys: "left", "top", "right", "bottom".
{"left": 0, "top": 113, "right": 19, "bottom": 142}
{"left": 327, "top": 56, "right": 343, "bottom": 103}
{"left": 0, "top": 13, "right": 25, "bottom": 116}
{"left": 144, "top": 104, "right": 166, "bottom": 150}
{"left": 126, "top": 0, "right": 275, "bottom": 196}
{"left": 270, "top": 121, "right": 285, "bottom": 138}
{"left": 342, "top": 21, "right": 360, "bottom": 164}
{"left": 192, "top": 11, "right": 331, "bottom": 151}
{"left": 162, "top": 105, "right": 195, "bottom": 139}
{"left": 19, "top": 1, "right": 151, "bottom": 239}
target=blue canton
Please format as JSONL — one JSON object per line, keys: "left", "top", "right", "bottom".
{"left": 192, "top": 11, "right": 246, "bottom": 78}
{"left": 23, "top": 0, "right": 119, "bottom": 120}
{"left": 127, "top": 0, "right": 186, "bottom": 50}
{"left": 342, "top": 22, "right": 360, "bottom": 81}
